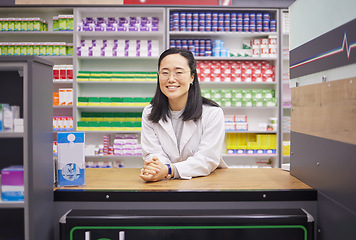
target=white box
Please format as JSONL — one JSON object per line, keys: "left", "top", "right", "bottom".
{"left": 57, "top": 132, "right": 85, "bottom": 187}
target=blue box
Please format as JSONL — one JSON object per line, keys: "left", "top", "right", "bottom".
{"left": 57, "top": 132, "right": 85, "bottom": 187}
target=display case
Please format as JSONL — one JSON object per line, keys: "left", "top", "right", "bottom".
{"left": 0, "top": 56, "right": 53, "bottom": 240}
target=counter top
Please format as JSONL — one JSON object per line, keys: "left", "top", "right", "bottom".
{"left": 54, "top": 168, "right": 316, "bottom": 202}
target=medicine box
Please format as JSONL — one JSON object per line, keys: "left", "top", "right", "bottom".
{"left": 1, "top": 166, "right": 24, "bottom": 201}
{"left": 57, "top": 132, "right": 85, "bottom": 187}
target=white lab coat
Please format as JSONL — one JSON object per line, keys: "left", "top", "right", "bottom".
{"left": 141, "top": 104, "right": 228, "bottom": 179}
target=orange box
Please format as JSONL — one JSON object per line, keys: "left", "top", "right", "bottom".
{"left": 53, "top": 92, "right": 59, "bottom": 106}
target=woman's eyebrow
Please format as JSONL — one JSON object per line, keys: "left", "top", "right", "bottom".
{"left": 160, "top": 67, "right": 185, "bottom": 70}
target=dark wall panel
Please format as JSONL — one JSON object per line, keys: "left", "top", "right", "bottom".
{"left": 290, "top": 131, "right": 356, "bottom": 213}
{"left": 317, "top": 193, "right": 356, "bottom": 240}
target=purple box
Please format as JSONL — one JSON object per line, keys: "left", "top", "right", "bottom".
{"left": 1, "top": 166, "right": 24, "bottom": 201}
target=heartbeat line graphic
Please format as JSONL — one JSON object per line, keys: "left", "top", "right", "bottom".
{"left": 290, "top": 32, "right": 356, "bottom": 69}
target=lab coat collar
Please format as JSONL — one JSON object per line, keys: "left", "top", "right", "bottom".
{"left": 158, "top": 117, "right": 197, "bottom": 154}
{"left": 158, "top": 117, "right": 177, "bottom": 145}
{"left": 179, "top": 120, "right": 197, "bottom": 152}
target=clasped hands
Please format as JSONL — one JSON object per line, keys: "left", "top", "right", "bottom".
{"left": 140, "top": 156, "right": 172, "bottom": 182}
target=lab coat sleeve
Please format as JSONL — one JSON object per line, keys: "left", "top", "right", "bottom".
{"left": 140, "top": 106, "right": 171, "bottom": 164}
{"left": 174, "top": 106, "right": 225, "bottom": 179}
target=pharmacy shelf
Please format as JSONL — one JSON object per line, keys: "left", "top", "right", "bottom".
{"left": 169, "top": 32, "right": 277, "bottom": 37}
{"left": 195, "top": 56, "right": 278, "bottom": 61}
{"left": 0, "top": 31, "right": 73, "bottom": 35}
{"left": 77, "top": 81, "right": 156, "bottom": 84}
{"left": 78, "top": 130, "right": 141, "bottom": 133}
{"left": 53, "top": 105, "right": 73, "bottom": 109}
{"left": 0, "top": 132, "right": 24, "bottom": 138}
{"left": 223, "top": 154, "right": 277, "bottom": 158}
{"left": 77, "top": 56, "right": 159, "bottom": 60}
{"left": 77, "top": 31, "right": 165, "bottom": 37}
{"left": 77, "top": 106, "right": 147, "bottom": 109}
{"left": 222, "top": 106, "right": 278, "bottom": 110}
{"left": 53, "top": 80, "right": 74, "bottom": 83}
{"left": 199, "top": 81, "right": 276, "bottom": 86}
{"left": 0, "top": 201, "right": 25, "bottom": 208}
{"left": 85, "top": 155, "right": 141, "bottom": 160}
{"left": 226, "top": 130, "right": 277, "bottom": 134}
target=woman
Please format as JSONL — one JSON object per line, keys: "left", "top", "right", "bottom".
{"left": 140, "top": 48, "right": 227, "bottom": 182}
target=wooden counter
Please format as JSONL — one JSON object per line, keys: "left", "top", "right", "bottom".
{"left": 54, "top": 168, "right": 316, "bottom": 202}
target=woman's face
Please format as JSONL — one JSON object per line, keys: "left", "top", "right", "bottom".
{"left": 158, "top": 53, "right": 194, "bottom": 111}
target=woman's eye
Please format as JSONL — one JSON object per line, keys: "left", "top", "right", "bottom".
{"left": 161, "top": 72, "right": 169, "bottom": 76}
{"left": 176, "top": 71, "right": 183, "bottom": 75}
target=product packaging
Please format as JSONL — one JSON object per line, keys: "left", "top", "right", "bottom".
{"left": 1, "top": 166, "right": 24, "bottom": 201}
{"left": 57, "top": 132, "right": 85, "bottom": 187}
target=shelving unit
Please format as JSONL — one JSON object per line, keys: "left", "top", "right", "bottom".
{"left": 72, "top": 7, "right": 166, "bottom": 167}
{"left": 0, "top": 56, "right": 53, "bottom": 240}
{"left": 1, "top": 6, "right": 289, "bottom": 170}
{"left": 166, "top": 7, "right": 280, "bottom": 168}
{"left": 280, "top": 9, "right": 291, "bottom": 166}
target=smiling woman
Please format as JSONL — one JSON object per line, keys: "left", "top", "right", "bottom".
{"left": 139, "top": 48, "right": 228, "bottom": 182}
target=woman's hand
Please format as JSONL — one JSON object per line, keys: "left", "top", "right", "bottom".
{"left": 140, "top": 156, "right": 169, "bottom": 182}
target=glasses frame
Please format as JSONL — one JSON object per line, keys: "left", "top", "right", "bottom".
{"left": 157, "top": 69, "right": 191, "bottom": 80}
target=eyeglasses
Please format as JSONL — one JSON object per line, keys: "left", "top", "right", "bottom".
{"left": 157, "top": 70, "right": 190, "bottom": 80}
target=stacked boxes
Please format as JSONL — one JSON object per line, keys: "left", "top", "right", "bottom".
{"left": 79, "top": 16, "right": 159, "bottom": 32}
{"left": 225, "top": 115, "right": 248, "bottom": 131}
{"left": 0, "top": 18, "right": 47, "bottom": 31}
{"left": 201, "top": 88, "right": 277, "bottom": 107}
{"left": 77, "top": 112, "right": 142, "bottom": 132}
{"left": 251, "top": 37, "right": 278, "bottom": 58}
{"left": 169, "top": 39, "right": 212, "bottom": 57}
{"left": 197, "top": 60, "right": 275, "bottom": 82}
{"left": 53, "top": 117, "right": 73, "bottom": 131}
{"left": 0, "top": 42, "right": 72, "bottom": 56}
{"left": 77, "top": 71, "right": 157, "bottom": 82}
{"left": 226, "top": 133, "right": 277, "bottom": 154}
{"left": 77, "top": 97, "right": 152, "bottom": 107}
{"left": 0, "top": 104, "right": 22, "bottom": 132}
{"left": 85, "top": 134, "right": 141, "bottom": 156}
{"left": 77, "top": 39, "right": 159, "bottom": 57}
{"left": 53, "top": 65, "right": 73, "bottom": 82}
{"left": 170, "top": 11, "right": 276, "bottom": 32}
{"left": 53, "top": 15, "right": 73, "bottom": 31}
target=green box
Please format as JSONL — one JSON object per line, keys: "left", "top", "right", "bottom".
{"left": 231, "top": 98, "right": 243, "bottom": 107}
{"left": 58, "top": 42, "right": 66, "bottom": 56}
{"left": 53, "top": 16, "right": 59, "bottom": 31}
{"left": 7, "top": 43, "right": 15, "bottom": 55}
{"left": 262, "top": 89, "right": 275, "bottom": 98}
{"left": 66, "top": 43, "right": 73, "bottom": 56}
{"left": 221, "top": 98, "right": 232, "bottom": 107}
{"left": 8, "top": 18, "right": 15, "bottom": 31}
{"left": 14, "top": 44, "right": 21, "bottom": 55}
{"left": 20, "top": 44, "right": 27, "bottom": 55}
{"left": 3, "top": 19, "right": 9, "bottom": 31}
{"left": 66, "top": 15, "right": 73, "bottom": 30}
{"left": 46, "top": 43, "right": 53, "bottom": 56}
{"left": 231, "top": 89, "right": 243, "bottom": 99}
{"left": 253, "top": 98, "right": 264, "bottom": 107}
{"left": 58, "top": 15, "right": 66, "bottom": 31}
{"left": 33, "top": 18, "right": 41, "bottom": 31}
{"left": 14, "top": 18, "right": 21, "bottom": 31}
{"left": 27, "top": 18, "right": 34, "bottom": 31}
{"left": 78, "top": 97, "right": 88, "bottom": 103}
{"left": 220, "top": 89, "right": 232, "bottom": 99}
{"left": 201, "top": 89, "right": 211, "bottom": 99}
{"left": 210, "top": 89, "right": 221, "bottom": 99}
{"left": 21, "top": 19, "right": 28, "bottom": 31}
{"left": 39, "top": 44, "right": 46, "bottom": 56}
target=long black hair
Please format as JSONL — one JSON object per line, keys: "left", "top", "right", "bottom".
{"left": 148, "top": 47, "right": 220, "bottom": 123}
